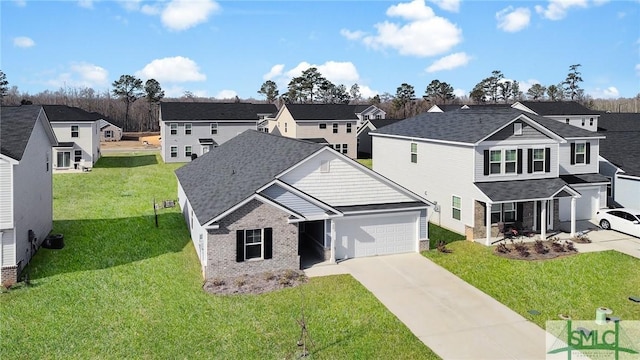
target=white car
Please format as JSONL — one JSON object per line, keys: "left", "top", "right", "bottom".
{"left": 596, "top": 208, "right": 640, "bottom": 238}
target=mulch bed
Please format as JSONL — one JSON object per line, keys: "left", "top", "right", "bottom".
{"left": 493, "top": 237, "right": 586, "bottom": 261}
{"left": 203, "top": 269, "right": 308, "bottom": 295}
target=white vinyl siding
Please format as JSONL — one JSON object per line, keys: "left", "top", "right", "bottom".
{"left": 0, "top": 160, "right": 13, "bottom": 228}
{"left": 281, "top": 151, "right": 414, "bottom": 206}
{"left": 615, "top": 176, "right": 640, "bottom": 209}
{"left": 558, "top": 140, "right": 599, "bottom": 175}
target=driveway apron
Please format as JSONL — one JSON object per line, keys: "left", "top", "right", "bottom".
{"left": 339, "top": 253, "right": 547, "bottom": 359}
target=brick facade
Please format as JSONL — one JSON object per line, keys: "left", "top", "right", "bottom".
{"left": 1, "top": 266, "right": 18, "bottom": 287}
{"left": 205, "top": 199, "right": 299, "bottom": 279}
{"left": 471, "top": 199, "right": 560, "bottom": 240}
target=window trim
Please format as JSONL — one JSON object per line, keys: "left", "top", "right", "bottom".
{"left": 514, "top": 123, "right": 523, "bottom": 136}
{"left": 185, "top": 145, "right": 192, "bottom": 157}
{"left": 184, "top": 123, "right": 192, "bottom": 135}
{"left": 532, "top": 148, "right": 545, "bottom": 173}
{"left": 319, "top": 123, "right": 327, "bottom": 129}
{"left": 284, "top": 122, "right": 288, "bottom": 133}
{"left": 210, "top": 123, "right": 218, "bottom": 135}
{"left": 236, "top": 228, "right": 272, "bottom": 262}
{"left": 504, "top": 149, "right": 517, "bottom": 174}
{"left": 346, "top": 123, "right": 352, "bottom": 133}
{"left": 332, "top": 123, "right": 338, "bottom": 134}
{"left": 71, "top": 125, "right": 79, "bottom": 138}
{"left": 170, "top": 146, "right": 178, "bottom": 158}
{"left": 491, "top": 202, "right": 517, "bottom": 224}
{"left": 489, "top": 150, "right": 502, "bottom": 174}
{"left": 452, "top": 195, "right": 461, "bottom": 220}
{"left": 170, "top": 123, "right": 178, "bottom": 135}
{"left": 410, "top": 142, "right": 417, "bottom": 163}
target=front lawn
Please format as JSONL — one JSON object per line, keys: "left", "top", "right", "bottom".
{"left": 0, "top": 153, "right": 438, "bottom": 359}
{"left": 424, "top": 241, "right": 640, "bottom": 328}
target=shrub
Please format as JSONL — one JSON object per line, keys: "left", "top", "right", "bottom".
{"left": 495, "top": 242, "right": 510, "bottom": 254}
{"left": 565, "top": 240, "right": 577, "bottom": 252}
{"left": 262, "top": 271, "right": 275, "bottom": 281}
{"left": 550, "top": 239, "right": 565, "bottom": 252}
{"left": 533, "top": 240, "right": 549, "bottom": 254}
{"left": 572, "top": 234, "right": 591, "bottom": 243}
{"left": 437, "top": 241, "right": 452, "bottom": 253}
{"left": 234, "top": 276, "right": 247, "bottom": 288}
{"left": 514, "top": 241, "right": 530, "bottom": 257}
{"left": 283, "top": 269, "right": 299, "bottom": 281}
{"left": 211, "top": 278, "right": 225, "bottom": 286}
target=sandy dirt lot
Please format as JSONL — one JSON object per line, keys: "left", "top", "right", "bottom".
{"left": 101, "top": 140, "right": 160, "bottom": 152}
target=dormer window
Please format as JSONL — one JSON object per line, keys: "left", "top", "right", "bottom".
{"left": 514, "top": 123, "right": 522, "bottom": 136}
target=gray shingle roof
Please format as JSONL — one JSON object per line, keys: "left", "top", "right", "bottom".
{"left": 285, "top": 104, "right": 360, "bottom": 120}
{"left": 175, "top": 130, "right": 325, "bottom": 224}
{"left": 518, "top": 101, "right": 598, "bottom": 116}
{"left": 42, "top": 105, "right": 104, "bottom": 122}
{"left": 1, "top": 106, "right": 44, "bottom": 160}
{"left": 560, "top": 173, "right": 610, "bottom": 184}
{"left": 373, "top": 108, "right": 600, "bottom": 143}
{"left": 475, "top": 178, "right": 574, "bottom": 202}
{"left": 369, "top": 118, "right": 403, "bottom": 129}
{"left": 161, "top": 102, "right": 276, "bottom": 121}
{"left": 597, "top": 112, "right": 640, "bottom": 177}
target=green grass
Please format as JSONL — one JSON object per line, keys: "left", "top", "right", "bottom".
{"left": 428, "top": 222, "right": 465, "bottom": 249}
{"left": 357, "top": 158, "right": 372, "bottom": 169}
{"left": 424, "top": 241, "right": 640, "bottom": 328}
{"left": 0, "top": 152, "right": 438, "bottom": 359}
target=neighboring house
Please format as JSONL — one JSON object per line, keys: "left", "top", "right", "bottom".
{"left": 268, "top": 104, "right": 362, "bottom": 158}
{"left": 99, "top": 119, "right": 122, "bottom": 142}
{"left": 513, "top": 101, "right": 600, "bottom": 132}
{"left": 597, "top": 112, "right": 640, "bottom": 209}
{"left": 356, "top": 118, "right": 402, "bottom": 158}
{"left": 175, "top": 130, "right": 430, "bottom": 279}
{"left": 354, "top": 104, "right": 386, "bottom": 128}
{"left": 371, "top": 107, "right": 609, "bottom": 245}
{"left": 1, "top": 106, "right": 58, "bottom": 285}
{"left": 159, "top": 102, "right": 277, "bottom": 163}
{"left": 43, "top": 105, "right": 102, "bottom": 171}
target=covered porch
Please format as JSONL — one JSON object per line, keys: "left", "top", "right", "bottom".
{"left": 473, "top": 178, "right": 582, "bottom": 245}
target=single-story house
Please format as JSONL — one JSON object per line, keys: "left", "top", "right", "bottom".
{"left": 99, "top": 119, "right": 122, "bottom": 141}
{"left": 175, "top": 130, "right": 431, "bottom": 279}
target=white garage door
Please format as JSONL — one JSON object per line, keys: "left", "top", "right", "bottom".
{"left": 334, "top": 212, "right": 418, "bottom": 260}
{"left": 560, "top": 187, "right": 600, "bottom": 221}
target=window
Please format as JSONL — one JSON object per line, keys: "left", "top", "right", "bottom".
{"left": 489, "top": 150, "right": 501, "bottom": 174}
{"left": 491, "top": 203, "right": 517, "bottom": 223}
{"left": 170, "top": 146, "right": 178, "bottom": 158}
{"left": 581, "top": 118, "right": 585, "bottom": 126}
{"left": 319, "top": 123, "right": 327, "bottom": 129}
{"left": 284, "top": 123, "right": 288, "bottom": 133}
{"left": 170, "top": 123, "right": 178, "bottom": 135}
{"left": 333, "top": 144, "right": 341, "bottom": 152}
{"left": 45, "top": 153, "right": 49, "bottom": 172}
{"left": 574, "top": 143, "right": 586, "bottom": 164}
{"left": 333, "top": 123, "right": 338, "bottom": 134}
{"left": 505, "top": 149, "right": 517, "bottom": 173}
{"left": 364, "top": 115, "right": 370, "bottom": 120}
{"left": 341, "top": 144, "right": 348, "bottom": 154}
{"left": 346, "top": 123, "right": 352, "bottom": 133}
{"left": 590, "top": 118, "right": 594, "bottom": 126}
{"left": 105, "top": 130, "right": 113, "bottom": 138}
{"left": 185, "top": 123, "right": 192, "bottom": 135}
{"left": 532, "top": 148, "right": 545, "bottom": 172}
{"left": 236, "top": 228, "right": 272, "bottom": 262}
{"left": 185, "top": 146, "right": 192, "bottom": 157}
{"left": 74, "top": 150, "right": 82, "bottom": 164}
{"left": 514, "top": 123, "right": 523, "bottom": 136}
{"left": 210, "top": 123, "right": 218, "bottom": 135}
{"left": 565, "top": 118, "right": 570, "bottom": 124}
{"left": 57, "top": 151, "right": 71, "bottom": 168}
{"left": 376, "top": 114, "right": 382, "bottom": 119}
{"left": 71, "top": 125, "right": 79, "bottom": 138}
{"left": 452, "top": 196, "right": 461, "bottom": 220}
{"left": 410, "top": 143, "right": 418, "bottom": 163}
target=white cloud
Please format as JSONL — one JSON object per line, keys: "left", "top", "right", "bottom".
{"left": 13, "top": 0, "right": 26, "bottom": 7}
{"left": 161, "top": 0, "right": 220, "bottom": 31}
{"left": 428, "top": 0, "right": 460, "bottom": 12}
{"left": 425, "top": 52, "right": 471, "bottom": 72}
{"left": 590, "top": 86, "right": 620, "bottom": 98}
{"left": 358, "top": 85, "right": 379, "bottom": 99}
{"left": 496, "top": 6, "right": 531, "bottom": 32}
{"left": 535, "top": 0, "right": 588, "bottom": 20}
{"left": 263, "top": 64, "right": 285, "bottom": 80}
{"left": 343, "top": 0, "right": 462, "bottom": 57}
{"left": 215, "top": 90, "right": 237, "bottom": 99}
{"left": 136, "top": 56, "right": 206, "bottom": 83}
{"left": 13, "top": 36, "right": 35, "bottom": 48}
{"left": 453, "top": 88, "right": 466, "bottom": 98}
{"left": 78, "top": 0, "right": 94, "bottom": 9}
{"left": 518, "top": 79, "right": 542, "bottom": 94}
{"left": 46, "top": 62, "right": 109, "bottom": 89}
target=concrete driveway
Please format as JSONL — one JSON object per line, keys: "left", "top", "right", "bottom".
{"left": 338, "top": 253, "right": 547, "bottom": 360}
{"left": 567, "top": 220, "right": 640, "bottom": 259}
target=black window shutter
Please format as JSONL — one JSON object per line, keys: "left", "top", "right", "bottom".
{"left": 483, "top": 150, "right": 489, "bottom": 175}
{"left": 236, "top": 230, "right": 244, "bottom": 262}
{"left": 570, "top": 143, "right": 576, "bottom": 165}
{"left": 263, "top": 228, "right": 273, "bottom": 260}
{"left": 545, "top": 148, "right": 551, "bottom": 173}
{"left": 516, "top": 203, "right": 524, "bottom": 222}
{"left": 517, "top": 149, "right": 523, "bottom": 174}
{"left": 586, "top": 142, "right": 591, "bottom": 164}
{"left": 527, "top": 149, "right": 533, "bottom": 173}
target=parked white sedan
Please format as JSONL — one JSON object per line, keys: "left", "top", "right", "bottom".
{"left": 596, "top": 208, "right": 640, "bottom": 238}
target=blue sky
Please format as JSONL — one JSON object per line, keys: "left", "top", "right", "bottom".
{"left": 2, "top": 0, "right": 639, "bottom": 100}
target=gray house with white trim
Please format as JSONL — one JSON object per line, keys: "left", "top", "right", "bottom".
{"left": 1, "top": 106, "right": 58, "bottom": 285}
{"left": 371, "top": 107, "right": 608, "bottom": 244}
{"left": 159, "top": 102, "right": 277, "bottom": 163}
{"left": 175, "top": 130, "right": 430, "bottom": 279}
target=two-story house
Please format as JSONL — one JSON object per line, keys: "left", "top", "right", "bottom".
{"left": 42, "top": 105, "right": 102, "bottom": 171}
{"left": 371, "top": 107, "right": 608, "bottom": 245}
{"left": 268, "top": 104, "right": 366, "bottom": 158}
{"left": 159, "top": 102, "right": 278, "bottom": 163}
{"left": 354, "top": 104, "right": 386, "bottom": 128}
{"left": 1, "top": 106, "right": 58, "bottom": 285}
{"left": 512, "top": 101, "right": 600, "bottom": 132}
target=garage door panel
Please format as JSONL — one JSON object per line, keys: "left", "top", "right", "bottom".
{"left": 335, "top": 213, "right": 418, "bottom": 259}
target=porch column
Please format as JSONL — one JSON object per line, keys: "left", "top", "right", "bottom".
{"left": 485, "top": 201, "right": 492, "bottom": 246}
{"left": 570, "top": 197, "right": 576, "bottom": 238}
{"left": 329, "top": 220, "right": 336, "bottom": 264}
{"left": 540, "top": 200, "right": 547, "bottom": 240}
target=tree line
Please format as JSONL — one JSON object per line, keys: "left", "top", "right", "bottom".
{"left": 1, "top": 64, "right": 638, "bottom": 132}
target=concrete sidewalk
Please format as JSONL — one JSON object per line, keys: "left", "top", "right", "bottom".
{"left": 331, "top": 254, "right": 546, "bottom": 359}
